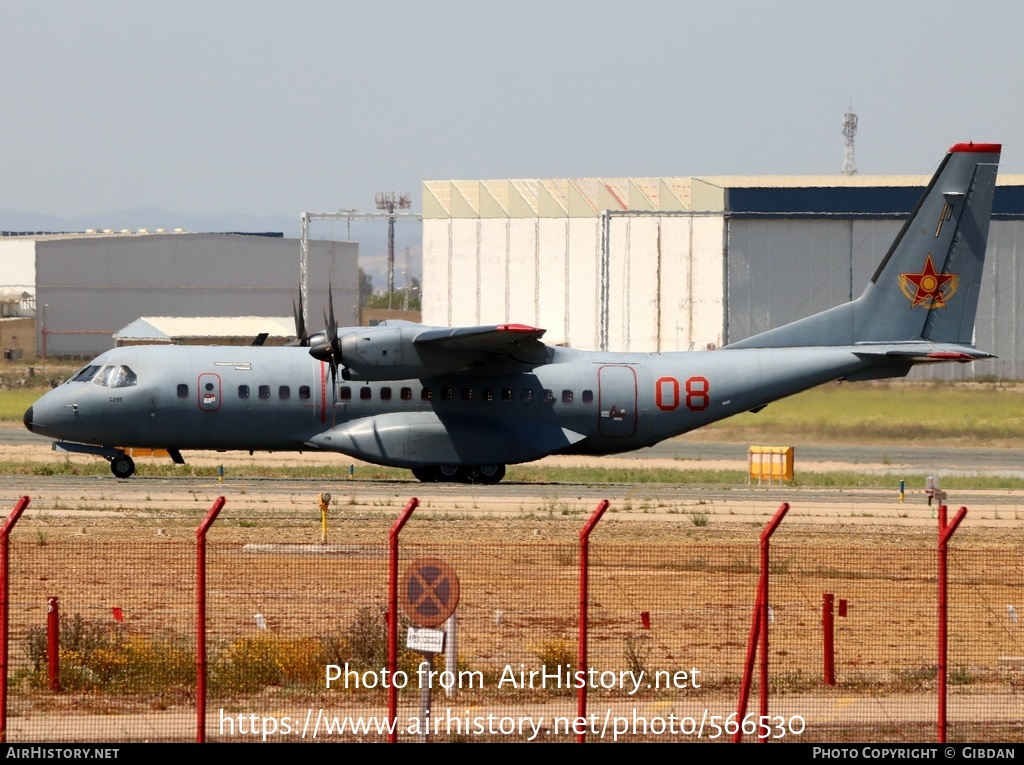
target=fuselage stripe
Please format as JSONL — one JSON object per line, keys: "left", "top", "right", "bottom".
{"left": 320, "top": 361, "right": 327, "bottom": 423}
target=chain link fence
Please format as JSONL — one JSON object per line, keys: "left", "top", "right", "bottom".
{"left": 2, "top": 525, "right": 1021, "bottom": 742}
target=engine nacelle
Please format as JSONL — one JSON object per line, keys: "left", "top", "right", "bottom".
{"left": 336, "top": 326, "right": 475, "bottom": 381}
{"left": 341, "top": 327, "right": 406, "bottom": 368}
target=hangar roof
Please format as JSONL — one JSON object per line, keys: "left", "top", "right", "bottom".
{"left": 424, "top": 174, "right": 1024, "bottom": 219}
{"left": 0, "top": 230, "right": 284, "bottom": 240}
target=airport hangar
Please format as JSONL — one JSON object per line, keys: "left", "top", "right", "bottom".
{"left": 0, "top": 231, "right": 358, "bottom": 358}
{"left": 422, "top": 171, "right": 1024, "bottom": 380}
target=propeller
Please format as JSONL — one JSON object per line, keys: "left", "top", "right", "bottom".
{"left": 309, "top": 282, "right": 344, "bottom": 388}
{"left": 291, "top": 292, "right": 310, "bottom": 347}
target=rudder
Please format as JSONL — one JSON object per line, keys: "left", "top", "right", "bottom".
{"left": 864, "top": 142, "right": 1000, "bottom": 345}
{"left": 729, "top": 142, "right": 1000, "bottom": 349}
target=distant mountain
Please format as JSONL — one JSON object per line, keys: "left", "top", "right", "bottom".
{"left": 0, "top": 207, "right": 300, "bottom": 237}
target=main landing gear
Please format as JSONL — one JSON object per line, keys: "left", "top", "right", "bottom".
{"left": 411, "top": 464, "right": 506, "bottom": 485}
{"left": 109, "top": 454, "right": 136, "bottom": 479}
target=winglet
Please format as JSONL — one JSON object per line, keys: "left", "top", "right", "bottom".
{"left": 497, "top": 323, "right": 543, "bottom": 333}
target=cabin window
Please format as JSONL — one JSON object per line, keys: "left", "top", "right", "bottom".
{"left": 258, "top": 385, "right": 271, "bottom": 400}
{"left": 70, "top": 365, "right": 101, "bottom": 383}
{"left": 501, "top": 388, "right": 513, "bottom": 402}
{"left": 582, "top": 389, "right": 594, "bottom": 404}
{"left": 521, "top": 389, "right": 533, "bottom": 403}
{"left": 339, "top": 386, "right": 352, "bottom": 400}
{"left": 421, "top": 387, "right": 432, "bottom": 401}
{"left": 461, "top": 387, "right": 473, "bottom": 401}
{"left": 177, "top": 384, "right": 189, "bottom": 399}
{"left": 298, "top": 385, "right": 311, "bottom": 400}
{"left": 562, "top": 389, "right": 573, "bottom": 404}
{"left": 482, "top": 388, "right": 494, "bottom": 402}
{"left": 442, "top": 387, "right": 453, "bottom": 401}
{"left": 360, "top": 387, "right": 371, "bottom": 400}
{"left": 380, "top": 387, "right": 392, "bottom": 401}
{"left": 401, "top": 387, "right": 412, "bottom": 401}
{"left": 279, "top": 385, "right": 290, "bottom": 400}
{"left": 542, "top": 389, "right": 554, "bottom": 403}
{"left": 238, "top": 385, "right": 250, "bottom": 399}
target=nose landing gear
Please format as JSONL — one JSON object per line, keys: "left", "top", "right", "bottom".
{"left": 109, "top": 454, "right": 136, "bottom": 479}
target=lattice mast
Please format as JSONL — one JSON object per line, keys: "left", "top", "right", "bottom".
{"left": 376, "top": 192, "right": 412, "bottom": 294}
{"left": 842, "top": 105, "right": 858, "bottom": 176}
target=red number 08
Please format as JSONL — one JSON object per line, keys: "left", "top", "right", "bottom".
{"left": 685, "top": 376, "right": 710, "bottom": 411}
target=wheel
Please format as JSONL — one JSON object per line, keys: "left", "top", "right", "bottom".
{"left": 470, "top": 464, "right": 506, "bottom": 484}
{"left": 437, "top": 464, "right": 462, "bottom": 481}
{"left": 411, "top": 466, "right": 439, "bottom": 482}
{"left": 110, "top": 455, "right": 135, "bottom": 479}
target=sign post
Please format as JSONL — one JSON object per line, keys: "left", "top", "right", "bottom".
{"left": 400, "top": 557, "right": 460, "bottom": 741}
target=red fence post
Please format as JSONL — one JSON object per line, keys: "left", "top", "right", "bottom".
{"left": 46, "top": 597, "right": 59, "bottom": 692}
{"left": 577, "top": 499, "right": 609, "bottom": 744}
{"left": 195, "top": 496, "right": 226, "bottom": 744}
{"left": 0, "top": 496, "right": 29, "bottom": 742}
{"left": 387, "top": 498, "right": 418, "bottom": 744}
{"left": 823, "top": 593, "right": 836, "bottom": 686}
{"left": 937, "top": 504, "right": 966, "bottom": 744}
{"left": 734, "top": 502, "right": 789, "bottom": 743}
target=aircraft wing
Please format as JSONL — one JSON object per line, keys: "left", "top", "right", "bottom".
{"left": 412, "top": 323, "right": 547, "bottom": 352}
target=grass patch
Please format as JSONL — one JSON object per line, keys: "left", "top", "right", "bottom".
{"left": 687, "top": 509, "right": 710, "bottom": 527}
{"left": 0, "top": 389, "right": 42, "bottom": 421}
{"left": 704, "top": 380, "right": 1024, "bottom": 444}
{"left": 506, "top": 465, "right": 750, "bottom": 484}
{"left": 6, "top": 457, "right": 1024, "bottom": 490}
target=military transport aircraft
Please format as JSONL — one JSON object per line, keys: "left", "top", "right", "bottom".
{"left": 24, "top": 142, "right": 1001, "bottom": 483}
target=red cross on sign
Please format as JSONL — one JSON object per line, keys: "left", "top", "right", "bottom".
{"left": 400, "top": 557, "right": 461, "bottom": 628}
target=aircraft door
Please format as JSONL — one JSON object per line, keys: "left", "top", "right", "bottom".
{"left": 598, "top": 365, "right": 637, "bottom": 437}
{"left": 198, "top": 373, "right": 222, "bottom": 412}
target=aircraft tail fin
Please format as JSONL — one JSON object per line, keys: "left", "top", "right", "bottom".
{"left": 728, "top": 142, "right": 1001, "bottom": 350}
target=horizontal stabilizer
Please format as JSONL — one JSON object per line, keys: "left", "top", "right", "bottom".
{"left": 851, "top": 343, "right": 996, "bottom": 364}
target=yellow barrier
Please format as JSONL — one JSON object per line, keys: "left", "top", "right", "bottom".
{"left": 748, "top": 446, "right": 794, "bottom": 484}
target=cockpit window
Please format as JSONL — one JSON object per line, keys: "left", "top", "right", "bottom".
{"left": 93, "top": 365, "right": 138, "bottom": 388}
{"left": 69, "top": 365, "right": 101, "bottom": 383}
{"left": 111, "top": 366, "right": 137, "bottom": 388}
{"left": 94, "top": 366, "right": 116, "bottom": 386}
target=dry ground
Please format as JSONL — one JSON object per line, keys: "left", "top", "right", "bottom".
{"left": 2, "top": 434, "right": 1022, "bottom": 742}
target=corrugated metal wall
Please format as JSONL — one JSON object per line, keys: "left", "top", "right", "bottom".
{"left": 725, "top": 220, "right": 902, "bottom": 342}
{"left": 726, "top": 219, "right": 1024, "bottom": 380}
{"left": 423, "top": 214, "right": 725, "bottom": 352}
{"left": 423, "top": 180, "right": 1024, "bottom": 379}
{"left": 34, "top": 234, "right": 357, "bottom": 357}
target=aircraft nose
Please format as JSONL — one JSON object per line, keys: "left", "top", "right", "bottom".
{"left": 23, "top": 406, "right": 33, "bottom": 433}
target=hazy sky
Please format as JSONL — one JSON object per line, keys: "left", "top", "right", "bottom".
{"left": 3, "top": 1, "right": 1022, "bottom": 220}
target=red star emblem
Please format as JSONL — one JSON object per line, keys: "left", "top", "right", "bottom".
{"left": 899, "top": 254, "right": 958, "bottom": 308}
